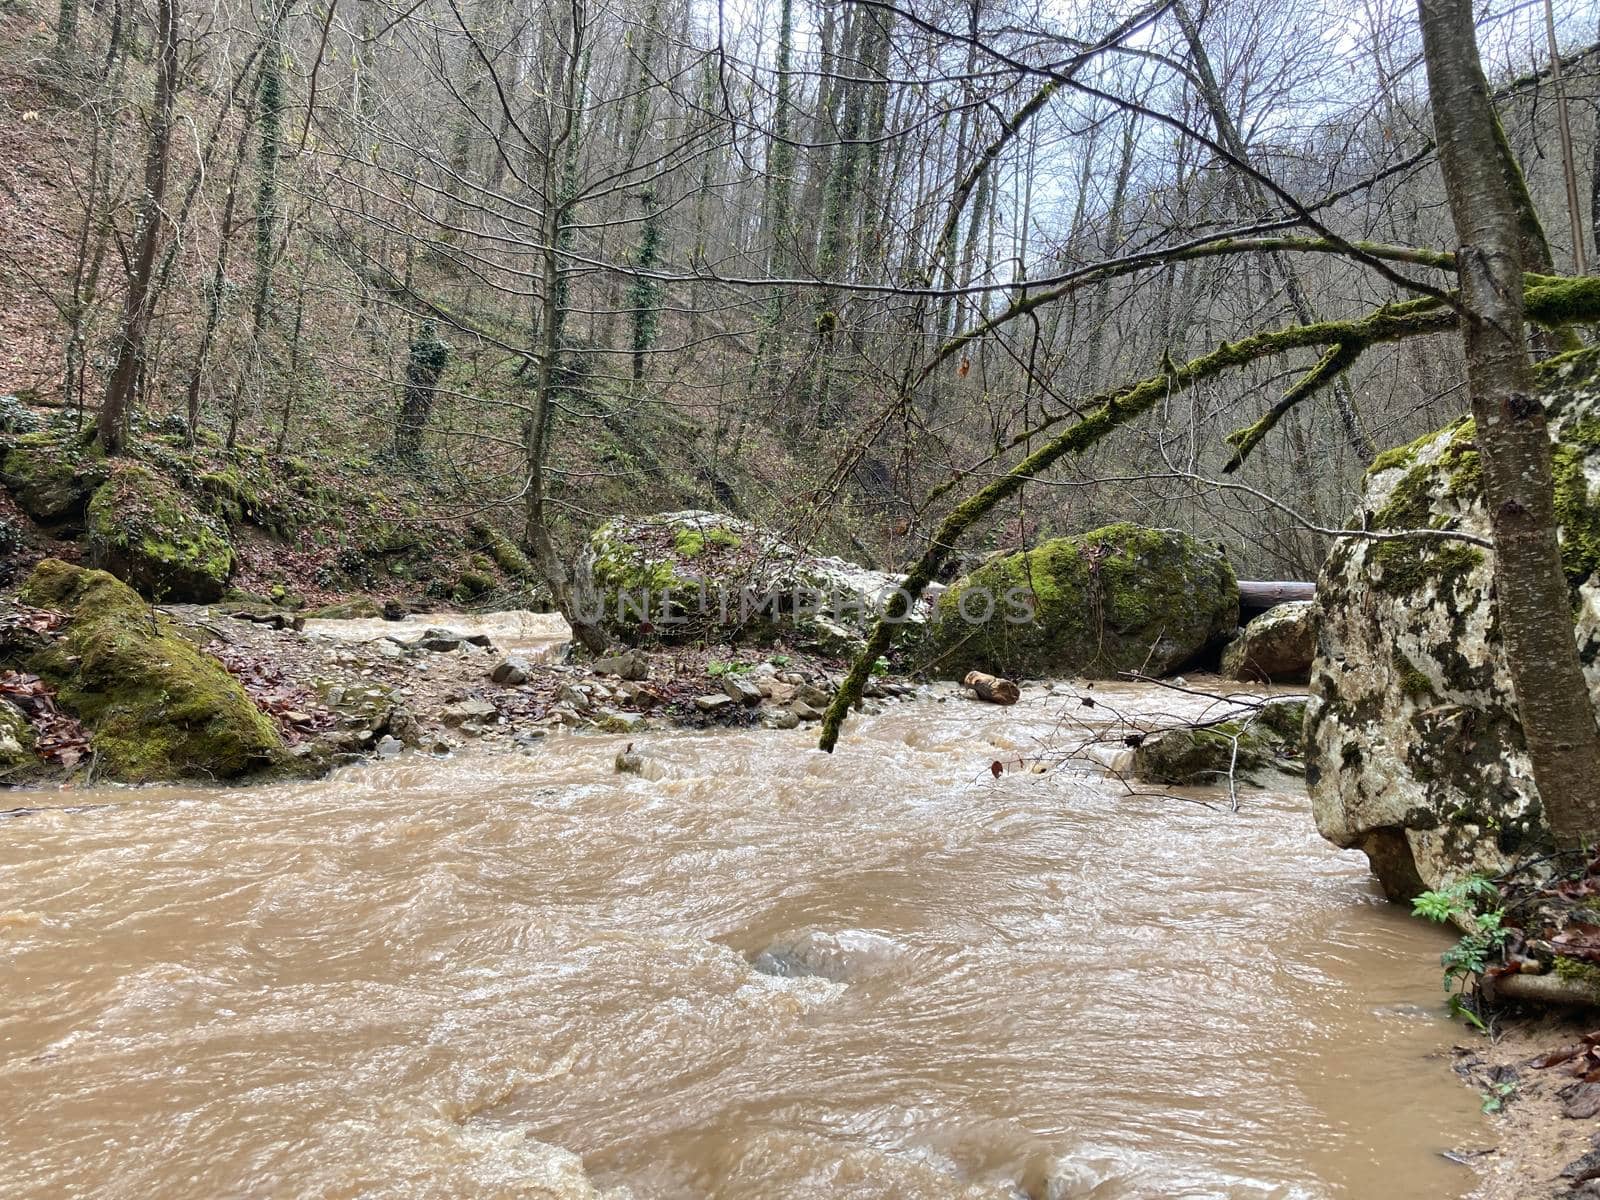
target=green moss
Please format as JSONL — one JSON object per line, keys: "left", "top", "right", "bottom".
{"left": 1392, "top": 647, "right": 1437, "bottom": 700}
{"left": 1552, "top": 443, "right": 1600, "bottom": 587}
{"left": 85, "top": 465, "right": 234, "bottom": 602}
{"left": 0, "top": 697, "right": 38, "bottom": 780}
{"left": 1372, "top": 539, "right": 1484, "bottom": 598}
{"left": 1133, "top": 721, "right": 1273, "bottom": 785}
{"left": 455, "top": 569, "right": 494, "bottom": 600}
{"left": 19, "top": 559, "right": 281, "bottom": 782}
{"left": 1553, "top": 956, "right": 1600, "bottom": 994}
{"left": 469, "top": 521, "right": 535, "bottom": 577}
{"left": 670, "top": 525, "right": 741, "bottom": 558}
{"left": 1366, "top": 423, "right": 1457, "bottom": 477}
{"left": 929, "top": 523, "right": 1237, "bottom": 680}
{"left": 1257, "top": 698, "right": 1307, "bottom": 742}
{"left": 0, "top": 431, "right": 107, "bottom": 524}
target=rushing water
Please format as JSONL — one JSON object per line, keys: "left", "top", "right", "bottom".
{"left": 0, "top": 683, "right": 1483, "bottom": 1199}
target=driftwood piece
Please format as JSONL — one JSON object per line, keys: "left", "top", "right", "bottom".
{"left": 963, "top": 671, "right": 1020, "bottom": 705}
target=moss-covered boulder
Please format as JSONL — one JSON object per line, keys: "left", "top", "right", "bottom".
{"left": 0, "top": 697, "right": 38, "bottom": 780}
{"left": 1131, "top": 699, "right": 1305, "bottom": 787}
{"left": 18, "top": 559, "right": 281, "bottom": 782}
{"left": 1307, "top": 349, "right": 1600, "bottom": 902}
{"left": 926, "top": 523, "right": 1238, "bottom": 680}
{"left": 581, "top": 510, "right": 929, "bottom": 654}
{"left": 1221, "top": 600, "right": 1315, "bottom": 683}
{"left": 0, "top": 431, "right": 108, "bottom": 525}
{"left": 85, "top": 464, "right": 234, "bottom": 602}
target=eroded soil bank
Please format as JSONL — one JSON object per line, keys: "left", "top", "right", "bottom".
{"left": 0, "top": 685, "right": 1493, "bottom": 1199}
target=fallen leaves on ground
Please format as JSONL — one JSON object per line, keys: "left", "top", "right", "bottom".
{"left": 0, "top": 669, "right": 90, "bottom": 768}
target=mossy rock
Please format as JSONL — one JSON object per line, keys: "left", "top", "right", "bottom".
{"left": 454, "top": 569, "right": 495, "bottom": 601}
{"left": 85, "top": 464, "right": 234, "bottom": 602}
{"left": 581, "top": 510, "right": 925, "bottom": 653}
{"left": 1133, "top": 723, "right": 1270, "bottom": 786}
{"left": 0, "top": 431, "right": 108, "bottom": 525}
{"left": 304, "top": 597, "right": 384, "bottom": 620}
{"left": 468, "top": 520, "right": 535, "bottom": 578}
{"left": 927, "top": 523, "right": 1239, "bottom": 680}
{"left": 1307, "top": 348, "right": 1600, "bottom": 901}
{"left": 19, "top": 559, "right": 281, "bottom": 782}
{"left": 0, "top": 697, "right": 38, "bottom": 781}
{"left": 1131, "top": 699, "right": 1304, "bottom": 787}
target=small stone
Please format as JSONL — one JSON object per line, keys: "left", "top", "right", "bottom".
{"left": 763, "top": 708, "right": 800, "bottom": 730}
{"left": 594, "top": 648, "right": 650, "bottom": 681}
{"left": 695, "top": 693, "right": 735, "bottom": 713}
{"left": 722, "top": 676, "right": 762, "bottom": 705}
{"left": 615, "top": 748, "right": 644, "bottom": 774}
{"left": 416, "top": 628, "right": 464, "bottom": 652}
{"left": 372, "top": 639, "right": 406, "bottom": 661}
{"left": 557, "top": 682, "right": 591, "bottom": 709}
{"left": 491, "top": 656, "right": 532, "bottom": 686}
{"left": 796, "top": 683, "right": 831, "bottom": 708}
{"left": 441, "top": 698, "right": 498, "bottom": 726}
{"left": 374, "top": 735, "right": 404, "bottom": 758}
{"left": 595, "top": 709, "right": 645, "bottom": 732}
{"left": 1567, "top": 1083, "right": 1600, "bottom": 1121}
{"left": 512, "top": 729, "right": 547, "bottom": 748}
{"left": 790, "top": 700, "right": 822, "bottom": 721}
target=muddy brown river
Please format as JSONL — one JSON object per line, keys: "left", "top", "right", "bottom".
{"left": 1, "top": 684, "right": 1483, "bottom": 1198}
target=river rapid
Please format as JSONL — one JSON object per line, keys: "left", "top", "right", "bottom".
{"left": 1, "top": 683, "right": 1484, "bottom": 1199}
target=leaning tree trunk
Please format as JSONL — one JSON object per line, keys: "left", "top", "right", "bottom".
{"left": 99, "top": 0, "right": 179, "bottom": 453}
{"left": 1418, "top": 0, "right": 1600, "bottom": 845}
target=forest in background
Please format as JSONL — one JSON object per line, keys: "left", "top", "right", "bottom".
{"left": 0, "top": 0, "right": 1596, "bottom": 595}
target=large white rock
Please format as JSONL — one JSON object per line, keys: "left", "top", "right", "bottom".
{"left": 579, "top": 511, "right": 929, "bottom": 655}
{"left": 1307, "top": 350, "right": 1600, "bottom": 900}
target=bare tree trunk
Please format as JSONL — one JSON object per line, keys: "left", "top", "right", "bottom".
{"left": 99, "top": 0, "right": 179, "bottom": 453}
{"left": 186, "top": 105, "right": 255, "bottom": 440}
{"left": 1419, "top": 0, "right": 1600, "bottom": 846}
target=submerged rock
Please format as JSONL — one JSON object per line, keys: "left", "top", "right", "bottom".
{"left": 1131, "top": 699, "right": 1304, "bottom": 787}
{"left": 927, "top": 523, "right": 1238, "bottom": 680}
{"left": 85, "top": 464, "right": 234, "bottom": 602}
{"left": 581, "top": 511, "right": 927, "bottom": 655}
{"left": 17, "top": 559, "right": 280, "bottom": 782}
{"left": 1307, "top": 350, "right": 1600, "bottom": 900}
{"left": 1221, "top": 600, "right": 1315, "bottom": 683}
{"left": 750, "top": 927, "right": 907, "bottom": 982}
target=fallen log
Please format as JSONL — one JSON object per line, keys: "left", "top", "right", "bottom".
{"left": 1485, "top": 971, "right": 1600, "bottom": 1009}
{"left": 1237, "top": 581, "right": 1315, "bottom": 613}
{"left": 963, "top": 671, "right": 1020, "bottom": 705}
